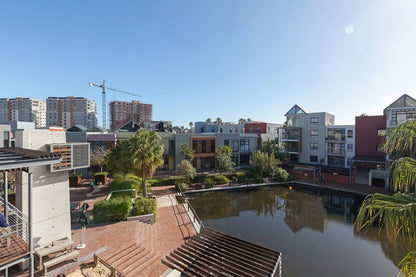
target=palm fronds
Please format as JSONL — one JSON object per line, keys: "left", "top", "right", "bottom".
{"left": 398, "top": 251, "right": 416, "bottom": 277}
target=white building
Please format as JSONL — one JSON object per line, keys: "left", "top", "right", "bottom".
{"left": 0, "top": 98, "right": 46, "bottom": 128}
{"left": 325, "top": 125, "right": 355, "bottom": 168}
{"left": 46, "top": 97, "right": 97, "bottom": 129}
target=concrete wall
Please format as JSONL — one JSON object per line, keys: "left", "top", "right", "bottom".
{"left": 0, "top": 124, "right": 11, "bottom": 147}
{"left": 15, "top": 129, "right": 71, "bottom": 248}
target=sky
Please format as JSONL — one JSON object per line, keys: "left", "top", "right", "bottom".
{"left": 1, "top": 0, "right": 416, "bottom": 128}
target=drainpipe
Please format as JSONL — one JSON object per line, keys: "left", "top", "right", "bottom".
{"left": 28, "top": 169, "right": 34, "bottom": 277}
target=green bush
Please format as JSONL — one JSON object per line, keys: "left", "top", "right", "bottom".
{"left": 155, "top": 176, "right": 187, "bottom": 186}
{"left": 110, "top": 179, "right": 140, "bottom": 191}
{"left": 94, "top": 171, "right": 108, "bottom": 177}
{"left": 274, "top": 167, "right": 290, "bottom": 182}
{"left": 236, "top": 172, "right": 247, "bottom": 182}
{"left": 213, "top": 175, "right": 228, "bottom": 184}
{"left": 126, "top": 173, "right": 141, "bottom": 181}
{"left": 113, "top": 174, "right": 123, "bottom": 182}
{"left": 204, "top": 177, "right": 214, "bottom": 188}
{"left": 253, "top": 177, "right": 264, "bottom": 184}
{"left": 131, "top": 197, "right": 157, "bottom": 221}
{"left": 93, "top": 197, "right": 131, "bottom": 223}
{"left": 192, "top": 174, "right": 208, "bottom": 183}
{"left": 111, "top": 190, "right": 136, "bottom": 199}
{"left": 147, "top": 179, "right": 159, "bottom": 186}
{"left": 175, "top": 182, "right": 188, "bottom": 192}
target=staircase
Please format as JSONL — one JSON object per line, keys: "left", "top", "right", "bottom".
{"left": 100, "top": 221, "right": 161, "bottom": 276}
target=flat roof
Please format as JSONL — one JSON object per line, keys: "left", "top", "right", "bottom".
{"left": 0, "top": 147, "right": 61, "bottom": 171}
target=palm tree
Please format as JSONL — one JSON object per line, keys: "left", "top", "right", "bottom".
{"left": 206, "top": 118, "right": 212, "bottom": 123}
{"left": 214, "top": 117, "right": 223, "bottom": 125}
{"left": 355, "top": 120, "right": 416, "bottom": 275}
{"left": 189, "top": 122, "right": 193, "bottom": 132}
{"left": 129, "top": 129, "right": 164, "bottom": 197}
{"left": 238, "top": 118, "right": 247, "bottom": 124}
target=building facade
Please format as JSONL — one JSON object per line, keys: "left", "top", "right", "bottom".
{"left": 325, "top": 125, "right": 355, "bottom": 168}
{"left": 109, "top": 100, "right": 152, "bottom": 130}
{"left": 46, "top": 97, "right": 97, "bottom": 129}
{"left": 0, "top": 98, "right": 46, "bottom": 128}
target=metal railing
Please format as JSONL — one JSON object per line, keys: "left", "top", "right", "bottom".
{"left": 176, "top": 187, "right": 204, "bottom": 233}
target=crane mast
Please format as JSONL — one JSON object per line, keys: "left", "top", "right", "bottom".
{"left": 88, "top": 80, "right": 141, "bottom": 129}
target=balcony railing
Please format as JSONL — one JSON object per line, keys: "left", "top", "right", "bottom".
{"left": 327, "top": 148, "right": 345, "bottom": 155}
{"left": 0, "top": 196, "right": 29, "bottom": 266}
{"left": 284, "top": 147, "right": 300, "bottom": 153}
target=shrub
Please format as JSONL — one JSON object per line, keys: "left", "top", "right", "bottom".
{"left": 110, "top": 179, "right": 140, "bottom": 191}
{"left": 93, "top": 197, "right": 131, "bottom": 223}
{"left": 177, "top": 160, "right": 197, "bottom": 181}
{"left": 274, "top": 167, "right": 290, "bottom": 182}
{"left": 131, "top": 197, "right": 157, "bottom": 221}
{"left": 113, "top": 174, "right": 123, "bottom": 182}
{"left": 69, "top": 172, "right": 82, "bottom": 178}
{"left": 147, "top": 179, "right": 159, "bottom": 186}
{"left": 111, "top": 190, "right": 136, "bottom": 199}
{"left": 192, "top": 174, "right": 208, "bottom": 183}
{"left": 94, "top": 171, "right": 108, "bottom": 177}
{"left": 126, "top": 173, "right": 142, "bottom": 182}
{"left": 155, "top": 176, "right": 186, "bottom": 186}
{"left": 213, "top": 175, "right": 228, "bottom": 184}
{"left": 175, "top": 182, "right": 188, "bottom": 192}
{"left": 236, "top": 172, "right": 247, "bottom": 182}
{"left": 253, "top": 177, "right": 264, "bottom": 184}
{"left": 204, "top": 177, "right": 214, "bottom": 188}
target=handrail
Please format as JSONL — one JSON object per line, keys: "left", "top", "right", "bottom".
{"left": 0, "top": 195, "right": 29, "bottom": 243}
{"left": 176, "top": 186, "right": 205, "bottom": 233}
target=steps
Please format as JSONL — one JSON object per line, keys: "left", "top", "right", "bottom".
{"left": 100, "top": 221, "right": 162, "bottom": 276}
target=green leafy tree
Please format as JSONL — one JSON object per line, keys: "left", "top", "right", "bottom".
{"left": 251, "top": 150, "right": 282, "bottom": 178}
{"left": 106, "top": 140, "right": 134, "bottom": 181}
{"left": 189, "top": 122, "right": 193, "bottom": 132}
{"left": 206, "top": 118, "right": 212, "bottom": 123}
{"left": 180, "top": 143, "right": 194, "bottom": 161}
{"left": 261, "top": 141, "right": 289, "bottom": 162}
{"left": 215, "top": 145, "right": 234, "bottom": 174}
{"left": 90, "top": 146, "right": 108, "bottom": 173}
{"left": 177, "top": 160, "right": 196, "bottom": 182}
{"left": 355, "top": 120, "right": 416, "bottom": 276}
{"left": 238, "top": 118, "right": 247, "bottom": 124}
{"left": 129, "top": 130, "right": 164, "bottom": 197}
{"left": 214, "top": 117, "right": 223, "bottom": 125}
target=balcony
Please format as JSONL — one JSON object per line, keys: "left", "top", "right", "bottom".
{"left": 281, "top": 128, "right": 301, "bottom": 140}
{"left": 0, "top": 196, "right": 29, "bottom": 267}
{"left": 327, "top": 148, "right": 345, "bottom": 155}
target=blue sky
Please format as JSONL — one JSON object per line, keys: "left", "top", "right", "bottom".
{"left": 1, "top": 1, "right": 416, "bottom": 128}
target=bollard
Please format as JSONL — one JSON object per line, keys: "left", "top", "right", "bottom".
{"left": 93, "top": 254, "right": 99, "bottom": 267}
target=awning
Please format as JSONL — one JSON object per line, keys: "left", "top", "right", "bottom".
{"left": 0, "top": 147, "right": 61, "bottom": 171}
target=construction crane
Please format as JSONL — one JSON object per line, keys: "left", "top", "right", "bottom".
{"left": 88, "top": 80, "right": 141, "bottom": 129}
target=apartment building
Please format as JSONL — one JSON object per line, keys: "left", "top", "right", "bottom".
{"left": 384, "top": 94, "right": 416, "bottom": 129}
{"left": 194, "top": 122, "right": 244, "bottom": 134}
{"left": 109, "top": 100, "right": 152, "bottom": 130}
{"left": 243, "top": 121, "right": 282, "bottom": 144}
{"left": 325, "top": 125, "right": 355, "bottom": 168}
{"left": 282, "top": 105, "right": 335, "bottom": 164}
{"left": 0, "top": 98, "right": 46, "bottom": 128}
{"left": 46, "top": 97, "right": 97, "bottom": 129}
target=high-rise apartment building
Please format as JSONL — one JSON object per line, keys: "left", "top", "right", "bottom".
{"left": 109, "top": 100, "right": 152, "bottom": 130}
{"left": 46, "top": 97, "right": 97, "bottom": 129}
{"left": 0, "top": 97, "right": 46, "bottom": 128}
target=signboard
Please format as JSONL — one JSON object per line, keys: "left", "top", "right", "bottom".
{"left": 49, "top": 143, "right": 90, "bottom": 172}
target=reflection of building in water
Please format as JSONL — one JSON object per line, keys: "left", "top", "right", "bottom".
{"left": 284, "top": 194, "right": 329, "bottom": 233}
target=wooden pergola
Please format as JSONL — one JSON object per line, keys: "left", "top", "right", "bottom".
{"left": 163, "top": 228, "right": 282, "bottom": 277}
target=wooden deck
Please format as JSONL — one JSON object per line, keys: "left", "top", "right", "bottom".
{"left": 0, "top": 232, "right": 28, "bottom": 266}
{"left": 163, "top": 228, "right": 282, "bottom": 277}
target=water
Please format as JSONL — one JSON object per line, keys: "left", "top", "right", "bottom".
{"left": 188, "top": 185, "right": 404, "bottom": 277}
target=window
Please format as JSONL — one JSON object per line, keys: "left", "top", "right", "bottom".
{"left": 240, "top": 139, "right": 250, "bottom": 152}
{"left": 224, "top": 139, "right": 238, "bottom": 152}
{"left": 327, "top": 128, "right": 345, "bottom": 140}
{"left": 169, "top": 140, "right": 175, "bottom": 153}
{"left": 249, "top": 127, "right": 253, "bottom": 133}
{"left": 328, "top": 156, "right": 345, "bottom": 167}
{"left": 206, "top": 157, "right": 211, "bottom": 169}
{"left": 210, "top": 140, "right": 215, "bottom": 152}
{"left": 347, "top": 144, "right": 353, "bottom": 152}
{"left": 310, "top": 117, "right": 319, "bottom": 124}
{"left": 231, "top": 154, "right": 239, "bottom": 166}
{"left": 257, "top": 128, "right": 261, "bottom": 134}
{"left": 310, "top": 130, "right": 318, "bottom": 137}
{"left": 310, "top": 155, "right": 318, "bottom": 163}
{"left": 202, "top": 140, "right": 207, "bottom": 153}
{"left": 347, "top": 130, "right": 353, "bottom": 138}
{"left": 310, "top": 143, "right": 318, "bottom": 150}
{"left": 229, "top": 128, "right": 233, "bottom": 133}
{"left": 192, "top": 140, "right": 197, "bottom": 150}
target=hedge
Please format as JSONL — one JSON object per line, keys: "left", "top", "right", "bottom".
{"left": 153, "top": 176, "right": 186, "bottom": 187}
{"left": 213, "top": 175, "right": 228, "bottom": 184}
{"left": 93, "top": 197, "right": 131, "bottom": 223}
{"left": 192, "top": 174, "right": 208, "bottom": 183}
{"left": 110, "top": 190, "right": 137, "bottom": 199}
{"left": 204, "top": 177, "right": 214, "bottom": 188}
{"left": 94, "top": 171, "right": 108, "bottom": 177}
{"left": 236, "top": 172, "right": 247, "bottom": 182}
{"left": 110, "top": 179, "right": 140, "bottom": 192}
{"left": 131, "top": 197, "right": 157, "bottom": 221}
{"left": 253, "top": 177, "right": 264, "bottom": 184}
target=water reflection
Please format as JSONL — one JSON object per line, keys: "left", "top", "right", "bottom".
{"left": 188, "top": 185, "right": 404, "bottom": 276}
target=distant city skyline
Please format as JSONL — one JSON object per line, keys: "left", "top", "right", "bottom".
{"left": 1, "top": 1, "right": 416, "bottom": 127}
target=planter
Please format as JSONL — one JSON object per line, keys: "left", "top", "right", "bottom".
{"left": 94, "top": 175, "right": 107, "bottom": 185}
{"left": 69, "top": 176, "right": 82, "bottom": 187}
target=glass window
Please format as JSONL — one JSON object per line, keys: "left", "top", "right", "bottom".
{"left": 347, "top": 144, "right": 353, "bottom": 152}
{"left": 310, "top": 155, "right": 318, "bottom": 163}
{"left": 168, "top": 140, "right": 175, "bottom": 153}
{"left": 310, "top": 130, "right": 318, "bottom": 137}
{"left": 202, "top": 140, "right": 206, "bottom": 153}
{"left": 310, "top": 117, "right": 319, "bottom": 124}
{"left": 240, "top": 139, "right": 250, "bottom": 152}
{"left": 328, "top": 156, "right": 345, "bottom": 167}
{"left": 310, "top": 143, "right": 318, "bottom": 150}
{"left": 192, "top": 140, "right": 197, "bottom": 150}
{"left": 206, "top": 157, "right": 211, "bottom": 169}
{"left": 249, "top": 127, "right": 253, "bottom": 133}
{"left": 347, "top": 130, "right": 353, "bottom": 138}
{"left": 210, "top": 140, "right": 215, "bottom": 152}
{"left": 257, "top": 128, "right": 261, "bottom": 134}
{"left": 327, "top": 128, "right": 345, "bottom": 140}
{"left": 231, "top": 153, "right": 239, "bottom": 166}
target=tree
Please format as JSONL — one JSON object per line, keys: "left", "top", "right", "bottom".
{"left": 355, "top": 120, "right": 416, "bottom": 275}
{"left": 129, "top": 129, "right": 164, "bottom": 197}
{"left": 180, "top": 143, "right": 194, "bottom": 161}
{"left": 206, "top": 118, "right": 212, "bottom": 123}
{"left": 214, "top": 117, "right": 223, "bottom": 125}
{"left": 238, "top": 118, "right": 247, "bottom": 124}
{"left": 247, "top": 118, "right": 252, "bottom": 122}
{"left": 177, "top": 160, "right": 196, "bottom": 182}
{"left": 215, "top": 146, "right": 234, "bottom": 174}
{"left": 251, "top": 150, "right": 282, "bottom": 178}
{"left": 261, "top": 141, "right": 289, "bottom": 162}
{"left": 106, "top": 140, "right": 134, "bottom": 181}
{"left": 189, "top": 122, "right": 193, "bottom": 132}
{"left": 90, "top": 146, "right": 108, "bottom": 173}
